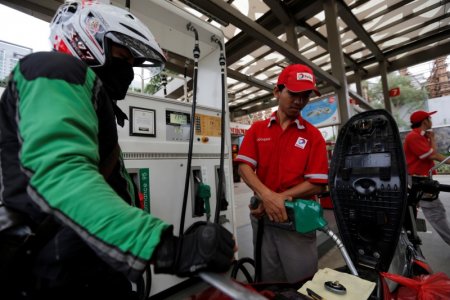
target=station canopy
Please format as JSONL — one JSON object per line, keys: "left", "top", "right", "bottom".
{"left": 4, "top": 0, "right": 450, "bottom": 117}
{"left": 171, "top": 0, "right": 450, "bottom": 117}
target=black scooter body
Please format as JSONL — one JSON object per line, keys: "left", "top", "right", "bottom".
{"left": 329, "top": 109, "right": 408, "bottom": 274}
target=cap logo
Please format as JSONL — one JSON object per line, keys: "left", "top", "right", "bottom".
{"left": 296, "top": 72, "right": 313, "bottom": 82}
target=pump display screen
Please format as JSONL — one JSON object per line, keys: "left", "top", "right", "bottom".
{"left": 170, "top": 113, "right": 187, "bottom": 125}
{"left": 166, "top": 110, "right": 190, "bottom": 126}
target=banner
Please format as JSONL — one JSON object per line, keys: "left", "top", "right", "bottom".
{"left": 301, "top": 95, "right": 340, "bottom": 127}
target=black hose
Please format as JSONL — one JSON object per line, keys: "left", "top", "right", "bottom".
{"left": 184, "top": 60, "right": 189, "bottom": 102}
{"left": 230, "top": 257, "right": 256, "bottom": 283}
{"left": 179, "top": 23, "right": 200, "bottom": 236}
{"left": 161, "top": 74, "right": 167, "bottom": 97}
{"left": 211, "top": 35, "right": 227, "bottom": 224}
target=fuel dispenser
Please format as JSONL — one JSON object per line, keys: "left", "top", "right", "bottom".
{"left": 111, "top": 0, "right": 236, "bottom": 297}
{"left": 118, "top": 95, "right": 236, "bottom": 296}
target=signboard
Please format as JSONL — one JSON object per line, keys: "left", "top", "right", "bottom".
{"left": 139, "top": 168, "right": 150, "bottom": 213}
{"left": 389, "top": 87, "right": 400, "bottom": 97}
{"left": 229, "top": 122, "right": 250, "bottom": 135}
{"left": 301, "top": 95, "right": 340, "bottom": 127}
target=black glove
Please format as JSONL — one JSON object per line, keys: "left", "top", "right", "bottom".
{"left": 153, "top": 222, "right": 235, "bottom": 277}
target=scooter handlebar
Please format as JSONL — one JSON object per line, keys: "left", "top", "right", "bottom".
{"left": 438, "top": 183, "right": 450, "bottom": 193}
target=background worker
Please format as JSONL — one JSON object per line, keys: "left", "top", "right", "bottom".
{"left": 235, "top": 64, "right": 329, "bottom": 283}
{"left": 403, "top": 110, "right": 450, "bottom": 247}
{"left": 0, "top": 2, "right": 234, "bottom": 299}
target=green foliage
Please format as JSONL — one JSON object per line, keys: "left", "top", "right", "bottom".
{"left": 144, "top": 74, "right": 162, "bottom": 94}
{"left": 437, "top": 164, "right": 450, "bottom": 174}
{"left": 363, "top": 74, "right": 428, "bottom": 130}
{"left": 143, "top": 70, "right": 177, "bottom": 95}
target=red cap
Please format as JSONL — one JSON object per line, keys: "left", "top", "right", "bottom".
{"left": 410, "top": 110, "right": 437, "bottom": 124}
{"left": 277, "top": 64, "right": 320, "bottom": 96}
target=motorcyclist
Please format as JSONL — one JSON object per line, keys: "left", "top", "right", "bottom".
{"left": 0, "top": 2, "right": 234, "bottom": 299}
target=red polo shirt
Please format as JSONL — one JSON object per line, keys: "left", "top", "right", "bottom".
{"left": 235, "top": 112, "right": 328, "bottom": 193}
{"left": 403, "top": 128, "right": 435, "bottom": 176}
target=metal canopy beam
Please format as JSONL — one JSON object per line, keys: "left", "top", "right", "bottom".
{"left": 232, "top": 98, "right": 277, "bottom": 118}
{"left": 263, "top": 0, "right": 290, "bottom": 25}
{"left": 297, "top": 21, "right": 362, "bottom": 72}
{"left": 263, "top": 0, "right": 297, "bottom": 47}
{"left": 187, "top": 0, "right": 341, "bottom": 88}
{"left": 358, "top": 27, "right": 450, "bottom": 69}
{"left": 227, "top": 69, "right": 273, "bottom": 92}
{"left": 324, "top": 0, "right": 351, "bottom": 123}
{"left": 225, "top": 0, "right": 323, "bottom": 65}
{"left": 346, "top": 39, "right": 450, "bottom": 83}
{"left": 336, "top": 0, "right": 384, "bottom": 62}
{"left": 231, "top": 92, "right": 274, "bottom": 111}
{"left": 0, "top": 0, "right": 59, "bottom": 21}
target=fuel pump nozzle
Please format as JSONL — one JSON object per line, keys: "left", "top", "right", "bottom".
{"left": 251, "top": 197, "right": 359, "bottom": 276}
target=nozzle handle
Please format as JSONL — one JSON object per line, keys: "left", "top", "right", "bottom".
{"left": 285, "top": 199, "right": 328, "bottom": 233}
{"left": 249, "top": 196, "right": 260, "bottom": 209}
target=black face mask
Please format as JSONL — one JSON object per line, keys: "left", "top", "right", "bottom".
{"left": 93, "top": 57, "right": 134, "bottom": 100}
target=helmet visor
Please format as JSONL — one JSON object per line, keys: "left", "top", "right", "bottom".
{"left": 106, "top": 31, "right": 166, "bottom": 73}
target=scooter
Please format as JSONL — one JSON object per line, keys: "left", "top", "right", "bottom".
{"left": 196, "top": 108, "right": 450, "bottom": 299}
{"left": 223, "top": 109, "right": 438, "bottom": 299}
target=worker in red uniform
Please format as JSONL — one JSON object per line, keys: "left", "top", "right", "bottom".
{"left": 235, "top": 64, "right": 328, "bottom": 283}
{"left": 403, "top": 110, "right": 450, "bottom": 246}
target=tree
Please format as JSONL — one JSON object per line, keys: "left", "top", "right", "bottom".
{"left": 144, "top": 70, "right": 177, "bottom": 95}
{"left": 363, "top": 74, "right": 428, "bottom": 130}
{"left": 144, "top": 74, "right": 162, "bottom": 94}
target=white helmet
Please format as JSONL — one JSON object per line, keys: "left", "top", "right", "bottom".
{"left": 50, "top": 1, "right": 165, "bottom": 75}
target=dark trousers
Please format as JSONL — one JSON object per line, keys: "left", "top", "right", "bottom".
{"left": 3, "top": 226, "right": 138, "bottom": 300}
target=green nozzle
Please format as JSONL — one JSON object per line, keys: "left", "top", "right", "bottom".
{"left": 285, "top": 199, "right": 328, "bottom": 233}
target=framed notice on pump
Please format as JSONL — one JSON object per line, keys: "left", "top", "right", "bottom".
{"left": 129, "top": 106, "right": 156, "bottom": 137}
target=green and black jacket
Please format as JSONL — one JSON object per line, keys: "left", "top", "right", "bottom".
{"left": 0, "top": 52, "right": 169, "bottom": 281}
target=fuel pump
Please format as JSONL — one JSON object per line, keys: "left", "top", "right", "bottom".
{"left": 114, "top": 1, "right": 239, "bottom": 297}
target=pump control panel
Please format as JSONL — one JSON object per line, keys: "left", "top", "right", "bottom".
{"left": 166, "top": 110, "right": 191, "bottom": 141}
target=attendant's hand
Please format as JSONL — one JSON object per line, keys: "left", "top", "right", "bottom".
{"left": 260, "top": 191, "right": 292, "bottom": 223}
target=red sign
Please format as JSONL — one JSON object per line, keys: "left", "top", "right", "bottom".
{"left": 230, "top": 127, "right": 248, "bottom": 135}
{"left": 389, "top": 87, "right": 400, "bottom": 97}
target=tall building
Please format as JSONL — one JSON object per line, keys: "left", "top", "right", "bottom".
{"left": 0, "top": 40, "right": 32, "bottom": 80}
{"left": 426, "top": 56, "right": 450, "bottom": 98}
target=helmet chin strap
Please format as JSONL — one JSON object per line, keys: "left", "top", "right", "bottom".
{"left": 111, "top": 102, "right": 128, "bottom": 127}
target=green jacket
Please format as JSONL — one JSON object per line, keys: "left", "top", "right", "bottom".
{"left": 0, "top": 51, "right": 169, "bottom": 281}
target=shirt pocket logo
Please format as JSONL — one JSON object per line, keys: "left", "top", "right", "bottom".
{"left": 295, "top": 137, "right": 308, "bottom": 149}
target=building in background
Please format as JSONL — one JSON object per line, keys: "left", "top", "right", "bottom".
{"left": 426, "top": 56, "right": 450, "bottom": 98}
{"left": 0, "top": 40, "right": 32, "bottom": 80}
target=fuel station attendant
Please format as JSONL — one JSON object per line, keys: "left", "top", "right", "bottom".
{"left": 235, "top": 64, "right": 329, "bottom": 283}
{"left": 403, "top": 110, "right": 450, "bottom": 247}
